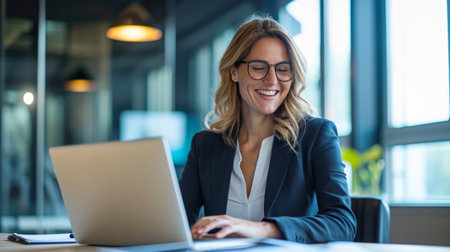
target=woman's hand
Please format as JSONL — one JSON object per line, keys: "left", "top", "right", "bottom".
{"left": 190, "top": 215, "right": 282, "bottom": 240}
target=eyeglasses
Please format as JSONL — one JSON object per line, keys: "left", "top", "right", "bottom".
{"left": 240, "top": 60, "right": 293, "bottom": 82}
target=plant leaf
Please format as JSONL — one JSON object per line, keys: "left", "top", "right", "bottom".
{"left": 361, "top": 144, "right": 383, "bottom": 163}
{"left": 341, "top": 147, "right": 360, "bottom": 168}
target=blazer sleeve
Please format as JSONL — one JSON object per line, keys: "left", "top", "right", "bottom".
{"left": 264, "top": 120, "right": 356, "bottom": 243}
{"left": 179, "top": 133, "right": 203, "bottom": 226}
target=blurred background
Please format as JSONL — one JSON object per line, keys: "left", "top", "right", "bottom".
{"left": 0, "top": 0, "right": 449, "bottom": 245}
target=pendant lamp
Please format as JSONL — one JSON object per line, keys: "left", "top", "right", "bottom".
{"left": 106, "top": 3, "right": 162, "bottom": 42}
{"left": 65, "top": 67, "right": 94, "bottom": 92}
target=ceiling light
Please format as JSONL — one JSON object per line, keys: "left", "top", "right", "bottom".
{"left": 23, "top": 92, "right": 34, "bottom": 105}
{"left": 106, "top": 3, "right": 162, "bottom": 42}
{"left": 65, "top": 67, "right": 94, "bottom": 92}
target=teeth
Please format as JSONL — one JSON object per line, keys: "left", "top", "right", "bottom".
{"left": 257, "top": 90, "right": 277, "bottom": 96}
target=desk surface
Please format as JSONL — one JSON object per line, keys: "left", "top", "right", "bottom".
{"left": 1, "top": 234, "right": 450, "bottom": 252}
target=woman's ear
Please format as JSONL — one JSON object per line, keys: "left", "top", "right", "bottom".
{"left": 230, "top": 67, "right": 238, "bottom": 83}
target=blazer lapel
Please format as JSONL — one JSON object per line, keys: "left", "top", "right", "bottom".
{"left": 264, "top": 137, "right": 296, "bottom": 215}
{"left": 211, "top": 142, "right": 235, "bottom": 215}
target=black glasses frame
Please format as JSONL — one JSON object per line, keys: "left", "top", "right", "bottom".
{"left": 240, "top": 60, "right": 294, "bottom": 82}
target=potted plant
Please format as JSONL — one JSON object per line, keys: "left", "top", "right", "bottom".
{"left": 341, "top": 145, "right": 385, "bottom": 195}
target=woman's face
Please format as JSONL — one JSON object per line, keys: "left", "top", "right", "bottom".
{"left": 231, "top": 37, "right": 292, "bottom": 117}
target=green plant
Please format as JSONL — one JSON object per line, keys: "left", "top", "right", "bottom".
{"left": 341, "top": 145, "right": 385, "bottom": 195}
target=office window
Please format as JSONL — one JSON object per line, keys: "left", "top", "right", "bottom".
{"left": 387, "top": 0, "right": 449, "bottom": 128}
{"left": 390, "top": 141, "right": 450, "bottom": 203}
{"left": 323, "top": 0, "right": 351, "bottom": 136}
{"left": 281, "top": 0, "right": 352, "bottom": 136}
{"left": 281, "top": 0, "right": 321, "bottom": 115}
{"left": 385, "top": 0, "right": 450, "bottom": 204}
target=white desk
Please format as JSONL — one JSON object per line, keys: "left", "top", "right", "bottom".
{"left": 1, "top": 234, "right": 450, "bottom": 252}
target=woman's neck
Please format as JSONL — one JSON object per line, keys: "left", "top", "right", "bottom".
{"left": 239, "top": 114, "right": 275, "bottom": 145}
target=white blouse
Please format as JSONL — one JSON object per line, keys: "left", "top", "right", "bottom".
{"left": 225, "top": 135, "right": 274, "bottom": 221}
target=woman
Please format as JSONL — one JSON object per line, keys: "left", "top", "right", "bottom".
{"left": 179, "top": 17, "right": 356, "bottom": 243}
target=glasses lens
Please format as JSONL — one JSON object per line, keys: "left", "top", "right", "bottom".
{"left": 275, "top": 63, "right": 292, "bottom": 81}
{"left": 246, "top": 61, "right": 293, "bottom": 81}
{"left": 248, "top": 61, "right": 269, "bottom": 80}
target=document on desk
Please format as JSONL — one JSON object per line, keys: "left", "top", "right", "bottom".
{"left": 7, "top": 233, "right": 77, "bottom": 244}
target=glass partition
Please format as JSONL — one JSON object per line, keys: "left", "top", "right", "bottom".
{"left": 2, "top": 0, "right": 39, "bottom": 232}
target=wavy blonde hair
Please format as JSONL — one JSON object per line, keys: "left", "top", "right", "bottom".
{"left": 207, "top": 17, "right": 314, "bottom": 151}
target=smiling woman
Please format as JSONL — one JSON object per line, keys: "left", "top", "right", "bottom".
{"left": 179, "top": 17, "right": 356, "bottom": 243}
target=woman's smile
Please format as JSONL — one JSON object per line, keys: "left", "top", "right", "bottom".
{"left": 255, "top": 89, "right": 278, "bottom": 97}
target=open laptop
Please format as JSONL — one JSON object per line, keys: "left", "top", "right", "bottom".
{"left": 49, "top": 138, "right": 259, "bottom": 251}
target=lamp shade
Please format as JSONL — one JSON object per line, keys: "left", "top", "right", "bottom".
{"left": 106, "top": 3, "right": 162, "bottom": 42}
{"left": 65, "top": 68, "right": 94, "bottom": 92}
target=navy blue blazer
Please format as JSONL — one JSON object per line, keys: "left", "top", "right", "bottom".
{"left": 179, "top": 116, "right": 356, "bottom": 243}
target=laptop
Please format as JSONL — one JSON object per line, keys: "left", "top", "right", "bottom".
{"left": 49, "top": 138, "right": 259, "bottom": 251}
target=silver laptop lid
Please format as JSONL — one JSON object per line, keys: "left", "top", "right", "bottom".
{"left": 49, "top": 138, "right": 193, "bottom": 247}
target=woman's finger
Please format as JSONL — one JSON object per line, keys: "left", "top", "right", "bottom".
{"left": 198, "top": 233, "right": 216, "bottom": 239}
{"left": 196, "top": 216, "right": 231, "bottom": 234}
{"left": 191, "top": 215, "right": 234, "bottom": 237}
{"left": 214, "top": 224, "right": 237, "bottom": 239}
{"left": 191, "top": 217, "right": 215, "bottom": 235}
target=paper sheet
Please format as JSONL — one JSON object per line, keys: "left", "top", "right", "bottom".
{"left": 7, "top": 233, "right": 77, "bottom": 244}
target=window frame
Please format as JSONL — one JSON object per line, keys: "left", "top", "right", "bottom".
{"left": 382, "top": 0, "right": 450, "bottom": 204}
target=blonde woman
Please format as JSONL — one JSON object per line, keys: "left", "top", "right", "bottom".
{"left": 179, "top": 17, "right": 356, "bottom": 243}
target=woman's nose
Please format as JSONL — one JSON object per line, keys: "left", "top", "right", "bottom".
{"left": 265, "top": 66, "right": 278, "bottom": 84}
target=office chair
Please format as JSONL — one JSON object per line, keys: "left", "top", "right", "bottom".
{"left": 351, "top": 196, "right": 390, "bottom": 243}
